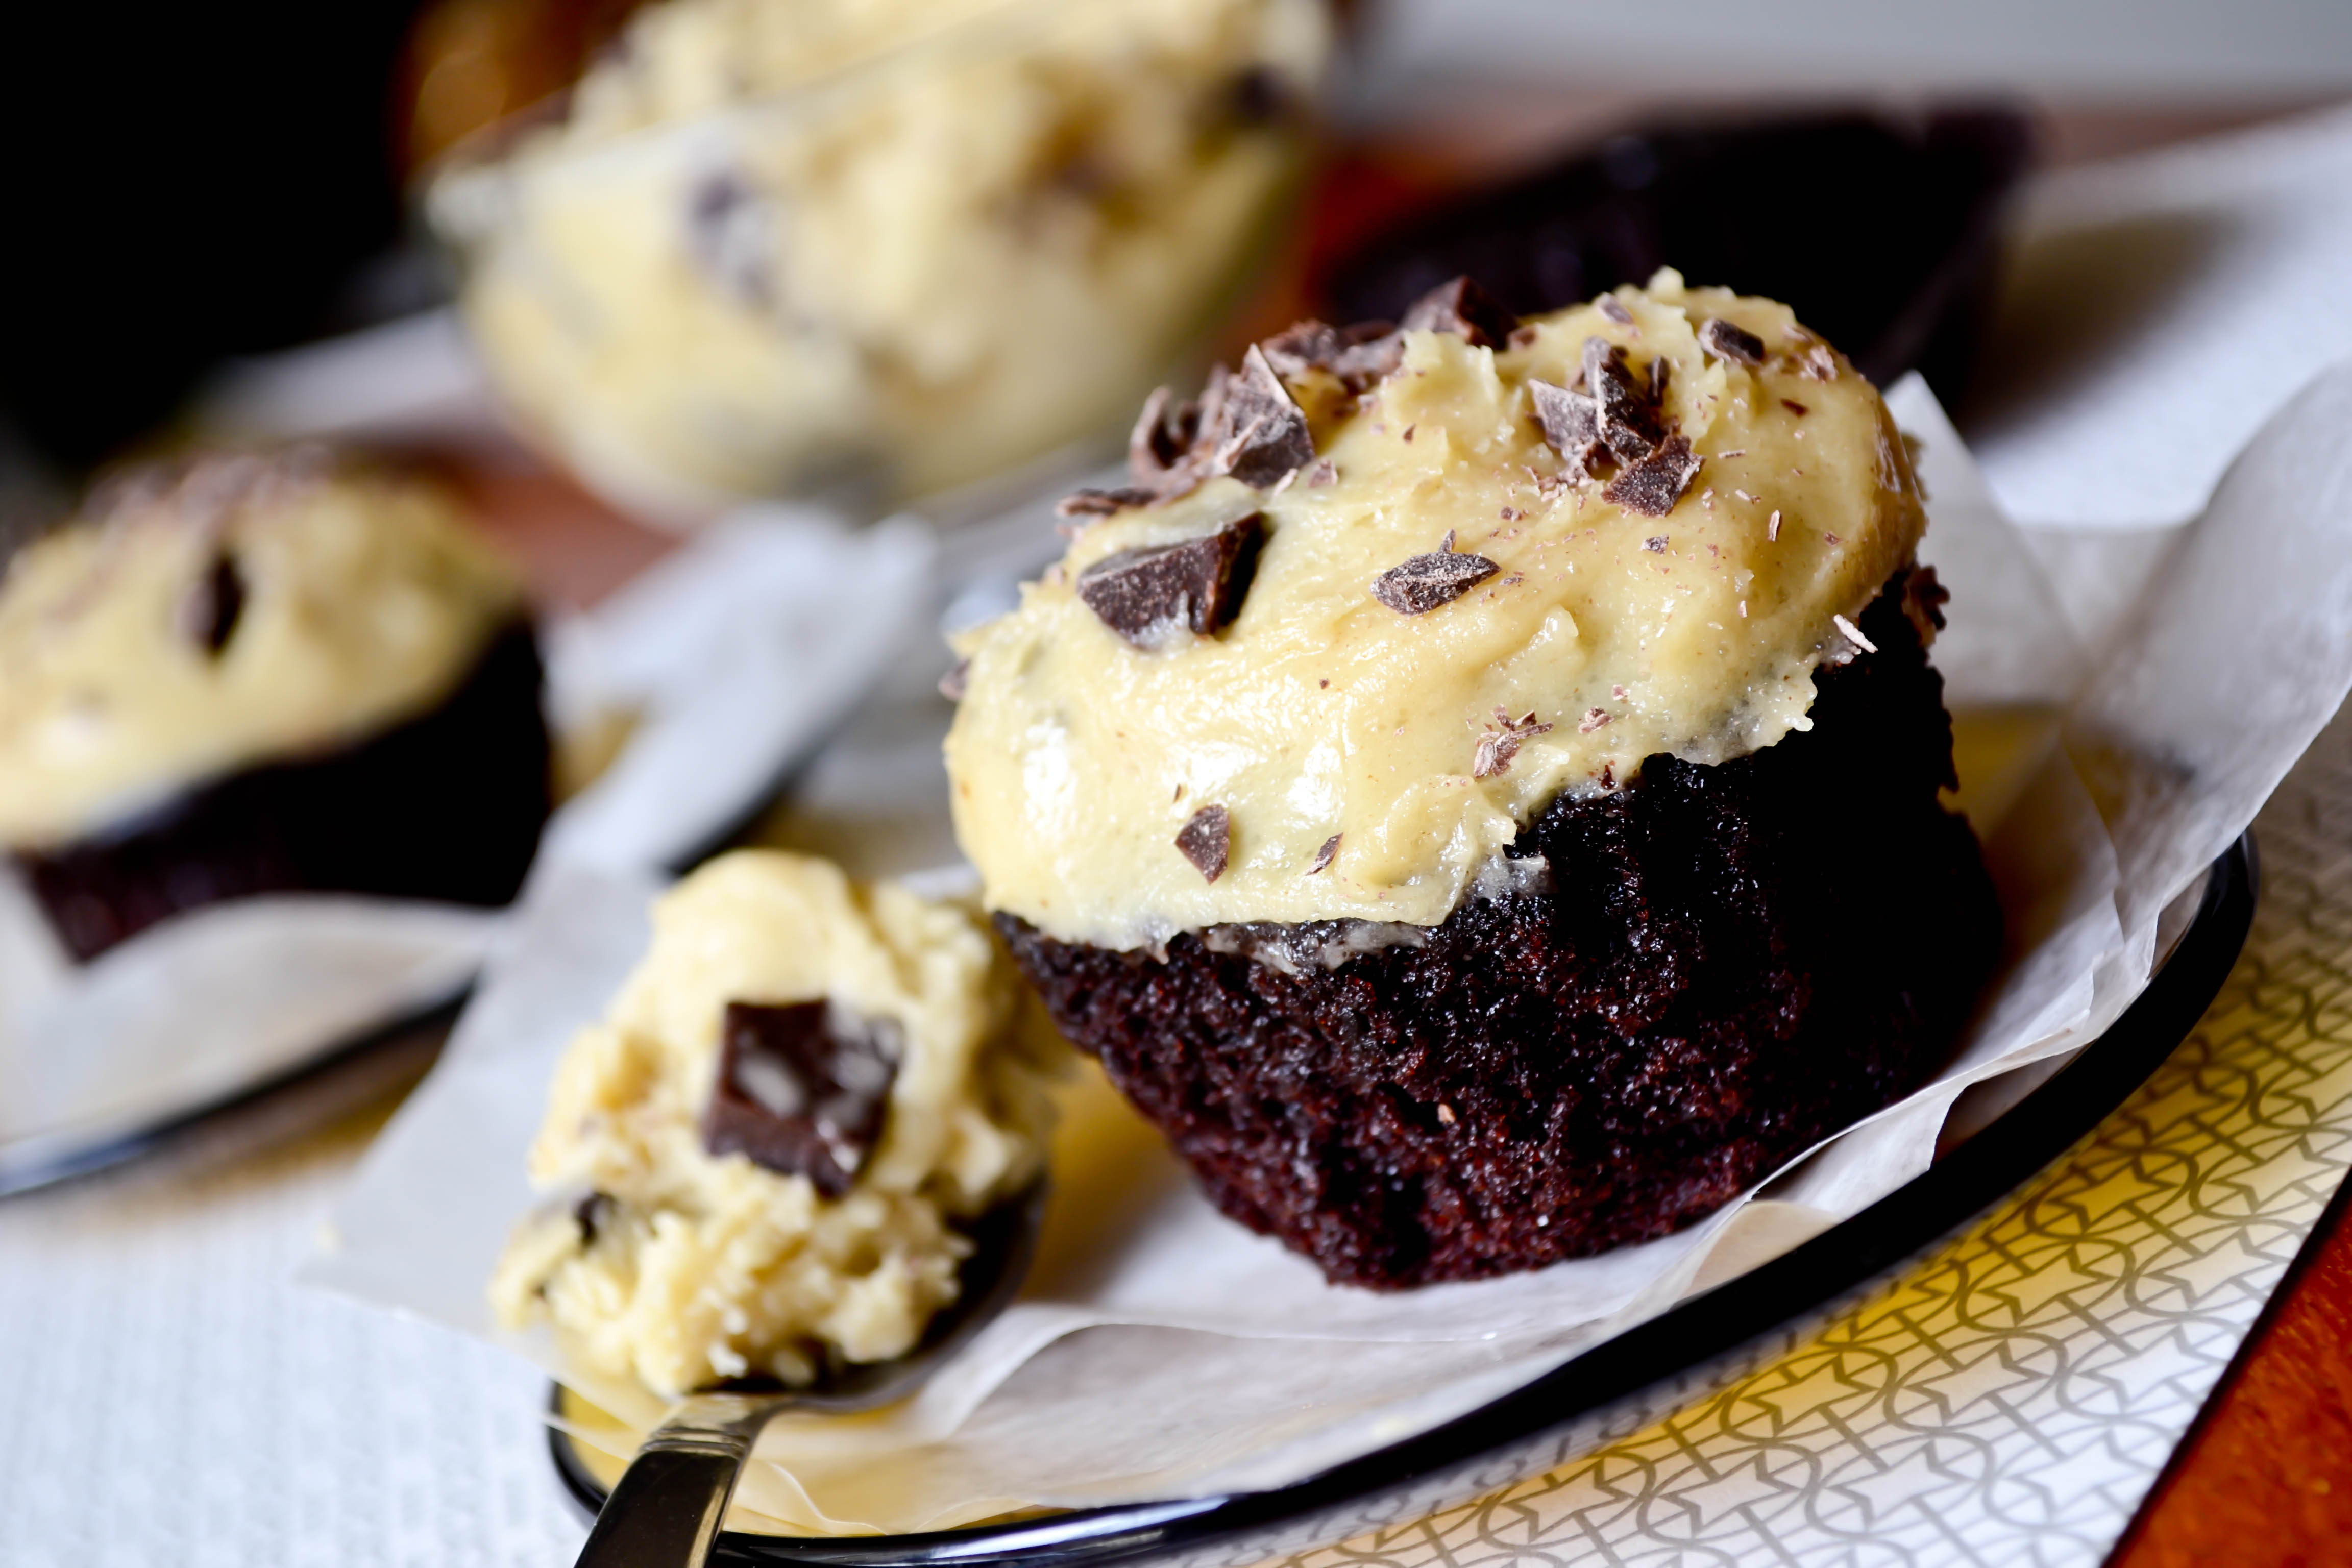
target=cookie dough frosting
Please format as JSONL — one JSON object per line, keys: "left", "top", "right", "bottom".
{"left": 0, "top": 454, "right": 525, "bottom": 850}
{"left": 945, "top": 271, "right": 1930, "bottom": 948}
{"left": 491, "top": 851, "right": 1059, "bottom": 1396}
{"left": 440, "top": 0, "right": 1330, "bottom": 513}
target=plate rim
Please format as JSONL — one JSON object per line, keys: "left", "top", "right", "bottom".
{"left": 552, "top": 834, "right": 2260, "bottom": 1567}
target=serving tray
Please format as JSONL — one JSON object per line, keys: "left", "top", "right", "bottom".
{"left": 552, "top": 836, "right": 2259, "bottom": 1568}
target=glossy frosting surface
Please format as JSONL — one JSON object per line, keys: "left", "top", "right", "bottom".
{"left": 945, "top": 273, "right": 1928, "bottom": 947}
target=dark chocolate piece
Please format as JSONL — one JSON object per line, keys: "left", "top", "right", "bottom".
{"left": 1177, "top": 805, "right": 1230, "bottom": 882}
{"left": 1307, "top": 833, "right": 1340, "bottom": 874}
{"left": 1000, "top": 569, "right": 2000, "bottom": 1288}
{"left": 1528, "top": 379, "right": 1606, "bottom": 475}
{"left": 1697, "top": 317, "right": 1766, "bottom": 366}
{"left": 1399, "top": 277, "right": 1516, "bottom": 348}
{"left": 179, "top": 549, "right": 246, "bottom": 655}
{"left": 574, "top": 1191, "right": 615, "bottom": 1244}
{"left": 1597, "top": 296, "right": 1634, "bottom": 325}
{"left": 1215, "top": 347, "right": 1316, "bottom": 488}
{"left": 1076, "top": 512, "right": 1266, "bottom": 649}
{"left": 1372, "top": 547, "right": 1500, "bottom": 615}
{"left": 1604, "top": 435, "right": 1701, "bottom": 518}
{"left": 15, "top": 621, "right": 551, "bottom": 962}
{"left": 703, "top": 1000, "right": 902, "bottom": 1199}
{"left": 1583, "top": 337, "right": 1664, "bottom": 461}
{"left": 1056, "top": 487, "right": 1159, "bottom": 520}
{"left": 1261, "top": 320, "right": 1404, "bottom": 392}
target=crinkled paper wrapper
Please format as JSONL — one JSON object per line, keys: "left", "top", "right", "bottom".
{"left": 0, "top": 509, "right": 934, "bottom": 1188}
{"left": 307, "top": 371, "right": 2352, "bottom": 1534}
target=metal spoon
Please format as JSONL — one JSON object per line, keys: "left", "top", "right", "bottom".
{"left": 573, "top": 1186, "right": 1046, "bottom": 1568}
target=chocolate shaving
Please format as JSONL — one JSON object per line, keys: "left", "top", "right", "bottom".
{"left": 1697, "top": 318, "right": 1766, "bottom": 366}
{"left": 1216, "top": 346, "right": 1317, "bottom": 487}
{"left": 1373, "top": 542, "right": 1500, "bottom": 614}
{"left": 1578, "top": 707, "right": 1611, "bottom": 733}
{"left": 1399, "top": 276, "right": 1517, "bottom": 349}
{"left": 1056, "top": 486, "right": 1158, "bottom": 519}
{"left": 938, "top": 658, "right": 970, "bottom": 702}
{"left": 1472, "top": 708, "right": 1553, "bottom": 779}
{"left": 178, "top": 549, "right": 246, "bottom": 655}
{"left": 1781, "top": 398, "right": 1809, "bottom": 416}
{"left": 1076, "top": 512, "right": 1266, "bottom": 649}
{"left": 702, "top": 1000, "right": 901, "bottom": 1198}
{"left": 1307, "top": 834, "right": 1341, "bottom": 875}
{"left": 1643, "top": 536, "right": 1667, "bottom": 553}
{"left": 1262, "top": 319, "right": 1403, "bottom": 392}
{"left": 1177, "top": 805, "right": 1231, "bottom": 882}
{"left": 1596, "top": 296, "right": 1634, "bottom": 325}
{"left": 1604, "top": 435, "right": 1702, "bottom": 518}
{"left": 1800, "top": 344, "right": 1839, "bottom": 381}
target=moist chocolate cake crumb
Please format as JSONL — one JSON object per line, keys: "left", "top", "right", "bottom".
{"left": 1697, "top": 317, "right": 1767, "bottom": 366}
{"left": 1373, "top": 547, "right": 1501, "bottom": 615}
{"left": 1076, "top": 513, "right": 1266, "bottom": 648}
{"left": 1176, "top": 805, "right": 1231, "bottom": 882}
{"left": 998, "top": 571, "right": 1999, "bottom": 1289}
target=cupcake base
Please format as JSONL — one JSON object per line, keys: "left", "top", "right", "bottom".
{"left": 999, "top": 574, "right": 2001, "bottom": 1289}
{"left": 16, "top": 622, "right": 551, "bottom": 962}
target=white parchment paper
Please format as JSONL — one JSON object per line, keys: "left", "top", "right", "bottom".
{"left": 0, "top": 507, "right": 934, "bottom": 1188}
{"left": 308, "top": 371, "right": 2352, "bottom": 1533}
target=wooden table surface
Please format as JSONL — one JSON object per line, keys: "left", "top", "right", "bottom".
{"left": 444, "top": 95, "right": 2352, "bottom": 1567}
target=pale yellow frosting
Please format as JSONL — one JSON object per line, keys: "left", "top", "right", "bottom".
{"left": 944, "top": 272, "right": 1928, "bottom": 948}
{"left": 490, "top": 851, "right": 1061, "bottom": 1395}
{"left": 442, "top": 0, "right": 1330, "bottom": 515}
{"left": 0, "top": 456, "right": 526, "bottom": 850}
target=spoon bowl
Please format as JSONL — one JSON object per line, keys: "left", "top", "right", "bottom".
{"left": 572, "top": 1185, "right": 1047, "bottom": 1568}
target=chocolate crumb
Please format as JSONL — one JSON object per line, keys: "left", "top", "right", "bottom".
{"left": 1597, "top": 296, "right": 1634, "bottom": 325}
{"left": 1611, "top": 684, "right": 1629, "bottom": 700}
{"left": 1508, "top": 325, "right": 1539, "bottom": 349}
{"left": 938, "top": 658, "right": 970, "bottom": 702}
{"left": 703, "top": 1000, "right": 902, "bottom": 1198}
{"left": 1399, "top": 276, "right": 1516, "bottom": 348}
{"left": 1781, "top": 398, "right": 1809, "bottom": 416}
{"left": 1307, "top": 834, "right": 1341, "bottom": 875}
{"left": 1604, "top": 435, "right": 1702, "bottom": 518}
{"left": 1697, "top": 318, "right": 1767, "bottom": 366}
{"left": 1401, "top": 424, "right": 1415, "bottom": 443}
{"left": 1643, "top": 536, "right": 1667, "bottom": 553}
{"left": 1076, "top": 512, "right": 1266, "bottom": 648}
{"left": 1578, "top": 707, "right": 1611, "bottom": 733}
{"left": 574, "top": 1191, "right": 615, "bottom": 1244}
{"left": 179, "top": 549, "right": 247, "bottom": 656}
{"left": 1177, "top": 805, "right": 1231, "bottom": 882}
{"left": 1373, "top": 546, "right": 1501, "bottom": 614}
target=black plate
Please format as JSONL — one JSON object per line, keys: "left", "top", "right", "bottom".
{"left": 553, "top": 836, "right": 2258, "bottom": 1568}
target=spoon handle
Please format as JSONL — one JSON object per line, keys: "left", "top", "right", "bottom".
{"left": 574, "top": 1394, "right": 783, "bottom": 1568}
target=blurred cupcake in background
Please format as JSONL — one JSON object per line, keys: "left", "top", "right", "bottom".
{"left": 427, "top": 0, "right": 1334, "bottom": 523}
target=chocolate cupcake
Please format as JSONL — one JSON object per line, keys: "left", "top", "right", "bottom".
{"left": 0, "top": 452, "right": 551, "bottom": 961}
{"left": 945, "top": 272, "right": 2000, "bottom": 1288}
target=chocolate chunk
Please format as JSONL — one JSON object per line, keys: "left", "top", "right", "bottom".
{"left": 1604, "top": 434, "right": 1702, "bottom": 518}
{"left": 1215, "top": 347, "right": 1316, "bottom": 488}
{"left": 1697, "top": 317, "right": 1766, "bottom": 365}
{"left": 1076, "top": 512, "right": 1267, "bottom": 648}
{"left": 1373, "top": 545, "right": 1501, "bottom": 614}
{"left": 1597, "top": 296, "right": 1634, "bottom": 325}
{"left": 1057, "top": 486, "right": 1158, "bottom": 519}
{"left": 179, "top": 549, "right": 246, "bottom": 655}
{"left": 1307, "top": 833, "right": 1340, "bottom": 875}
{"left": 1582, "top": 337, "right": 1664, "bottom": 461}
{"left": 1399, "top": 276, "right": 1517, "bottom": 349}
{"left": 1177, "top": 805, "right": 1230, "bottom": 882}
{"left": 702, "top": 1000, "right": 902, "bottom": 1199}
{"left": 1528, "top": 379, "right": 1606, "bottom": 476}
{"left": 1261, "top": 320, "right": 1403, "bottom": 393}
